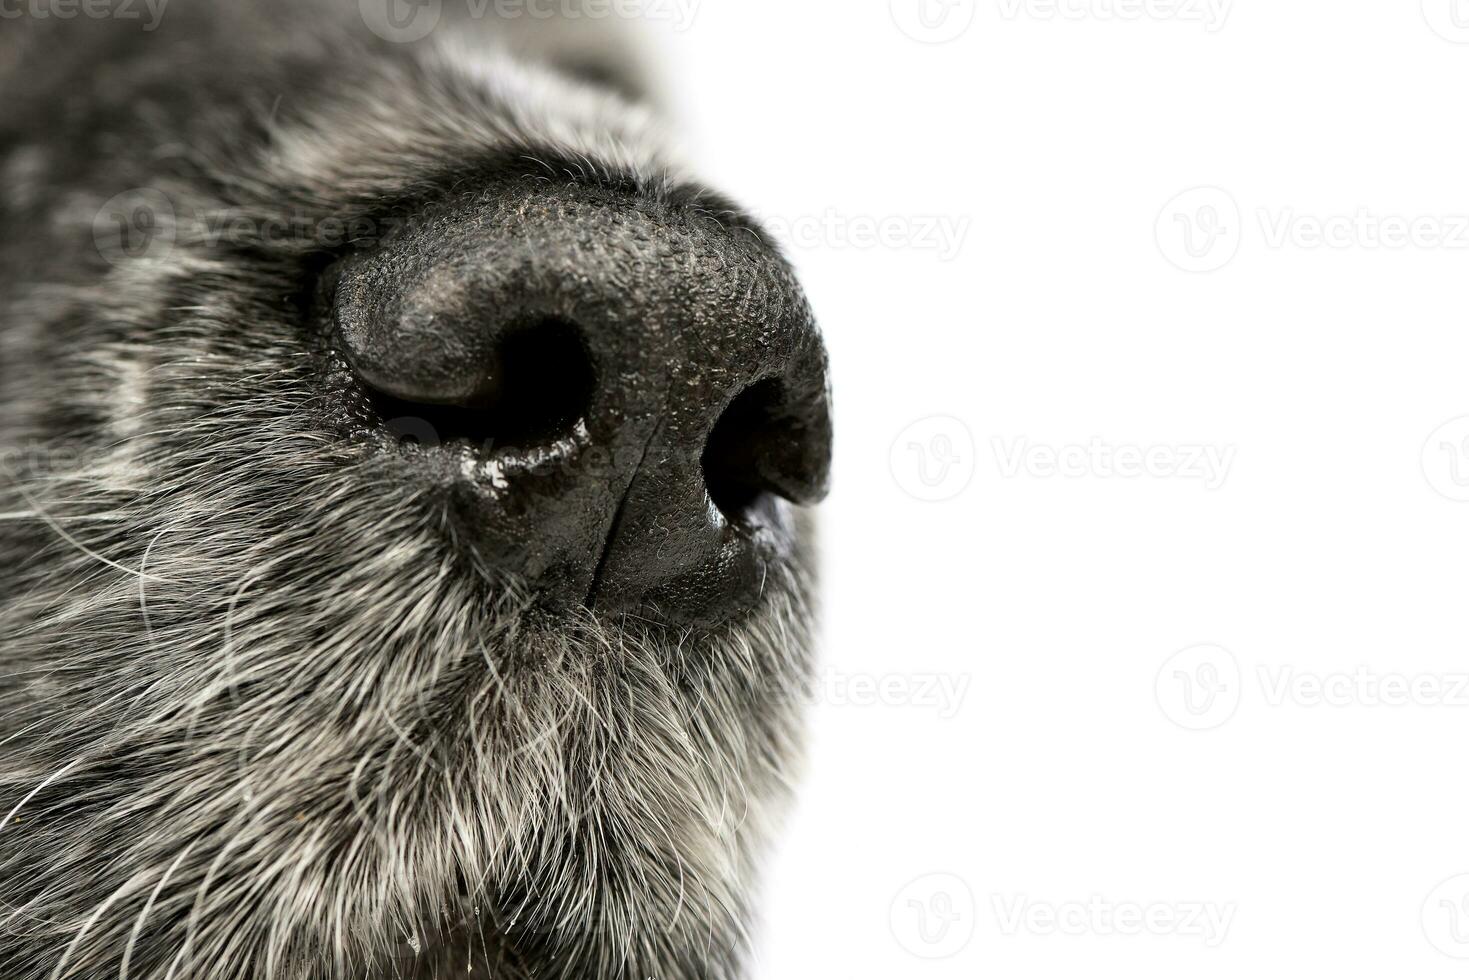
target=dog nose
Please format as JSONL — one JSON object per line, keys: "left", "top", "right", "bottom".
{"left": 329, "top": 178, "right": 831, "bottom": 626}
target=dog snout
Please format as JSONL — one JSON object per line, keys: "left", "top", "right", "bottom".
{"left": 329, "top": 179, "right": 832, "bottom": 625}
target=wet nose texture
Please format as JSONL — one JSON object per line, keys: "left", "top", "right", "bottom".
{"left": 328, "top": 178, "right": 831, "bottom": 627}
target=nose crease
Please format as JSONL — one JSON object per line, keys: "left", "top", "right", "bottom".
{"left": 585, "top": 413, "right": 665, "bottom": 611}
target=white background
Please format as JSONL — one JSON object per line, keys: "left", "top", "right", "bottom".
{"left": 652, "top": 1, "right": 1469, "bottom": 977}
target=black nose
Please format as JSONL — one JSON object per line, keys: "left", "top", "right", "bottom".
{"left": 329, "top": 178, "right": 831, "bottom": 626}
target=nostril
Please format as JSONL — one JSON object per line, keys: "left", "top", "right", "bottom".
{"left": 491, "top": 316, "right": 596, "bottom": 444}
{"left": 363, "top": 316, "right": 596, "bottom": 450}
{"left": 702, "top": 378, "right": 824, "bottom": 524}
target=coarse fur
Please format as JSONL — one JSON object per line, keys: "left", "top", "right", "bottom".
{"left": 0, "top": 2, "right": 822, "bottom": 977}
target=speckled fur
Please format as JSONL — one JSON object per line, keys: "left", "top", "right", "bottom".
{"left": 0, "top": 3, "right": 819, "bottom": 977}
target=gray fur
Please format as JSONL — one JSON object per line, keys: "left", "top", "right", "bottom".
{"left": 0, "top": 3, "right": 820, "bottom": 977}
